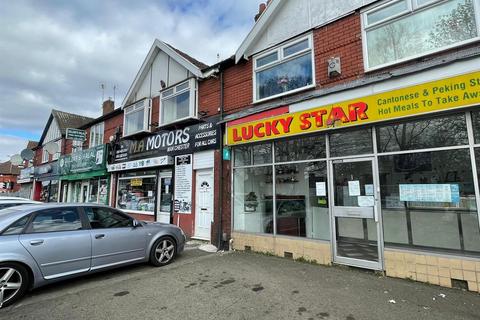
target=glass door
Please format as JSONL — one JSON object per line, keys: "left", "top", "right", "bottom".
{"left": 157, "top": 171, "right": 173, "bottom": 224}
{"left": 330, "top": 157, "right": 383, "bottom": 270}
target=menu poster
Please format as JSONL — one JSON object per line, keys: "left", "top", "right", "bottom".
{"left": 315, "top": 182, "right": 326, "bottom": 196}
{"left": 174, "top": 154, "right": 193, "bottom": 214}
{"left": 348, "top": 181, "right": 361, "bottom": 196}
{"left": 399, "top": 184, "right": 460, "bottom": 203}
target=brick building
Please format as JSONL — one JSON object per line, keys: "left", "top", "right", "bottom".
{"left": 212, "top": 0, "right": 480, "bottom": 293}
{"left": 0, "top": 161, "right": 21, "bottom": 193}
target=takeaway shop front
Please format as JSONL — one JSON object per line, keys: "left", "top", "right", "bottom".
{"left": 58, "top": 145, "right": 109, "bottom": 205}
{"left": 227, "top": 70, "right": 480, "bottom": 292}
{"left": 108, "top": 118, "right": 220, "bottom": 240}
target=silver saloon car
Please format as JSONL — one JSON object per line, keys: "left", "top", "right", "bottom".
{"left": 0, "top": 203, "right": 186, "bottom": 308}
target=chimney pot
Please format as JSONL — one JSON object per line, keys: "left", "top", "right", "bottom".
{"left": 102, "top": 99, "right": 114, "bottom": 115}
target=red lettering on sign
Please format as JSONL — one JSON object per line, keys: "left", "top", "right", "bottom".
{"left": 300, "top": 113, "right": 311, "bottom": 130}
{"left": 348, "top": 102, "right": 369, "bottom": 121}
{"left": 232, "top": 128, "right": 242, "bottom": 142}
{"left": 254, "top": 123, "right": 265, "bottom": 137}
{"left": 241, "top": 126, "right": 253, "bottom": 140}
{"left": 278, "top": 117, "right": 293, "bottom": 133}
{"left": 311, "top": 110, "right": 327, "bottom": 127}
{"left": 330, "top": 107, "right": 350, "bottom": 123}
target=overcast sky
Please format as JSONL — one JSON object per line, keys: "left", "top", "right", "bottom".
{"left": 0, "top": 0, "right": 259, "bottom": 162}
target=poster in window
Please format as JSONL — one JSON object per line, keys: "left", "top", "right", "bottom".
{"left": 174, "top": 154, "right": 192, "bottom": 214}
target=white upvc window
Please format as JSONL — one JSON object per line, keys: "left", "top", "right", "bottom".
{"left": 123, "top": 99, "right": 151, "bottom": 136}
{"left": 72, "top": 139, "right": 83, "bottom": 153}
{"left": 42, "top": 149, "right": 49, "bottom": 163}
{"left": 362, "top": 0, "right": 480, "bottom": 71}
{"left": 52, "top": 140, "right": 61, "bottom": 160}
{"left": 253, "top": 34, "right": 315, "bottom": 103}
{"left": 89, "top": 122, "right": 104, "bottom": 147}
{"left": 160, "top": 78, "right": 197, "bottom": 126}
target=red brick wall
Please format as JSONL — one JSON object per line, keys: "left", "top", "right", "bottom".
{"left": 224, "top": 59, "right": 253, "bottom": 114}
{"left": 314, "top": 13, "right": 364, "bottom": 88}
{"left": 0, "top": 175, "right": 20, "bottom": 193}
{"left": 211, "top": 150, "right": 231, "bottom": 247}
{"left": 151, "top": 96, "right": 160, "bottom": 126}
{"left": 103, "top": 113, "right": 124, "bottom": 144}
{"left": 199, "top": 77, "right": 221, "bottom": 117}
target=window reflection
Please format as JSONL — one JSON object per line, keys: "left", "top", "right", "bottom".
{"left": 329, "top": 128, "right": 373, "bottom": 157}
{"left": 377, "top": 114, "right": 468, "bottom": 152}
{"left": 275, "top": 134, "right": 326, "bottom": 162}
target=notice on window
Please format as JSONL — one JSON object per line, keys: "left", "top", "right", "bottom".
{"left": 365, "top": 184, "right": 374, "bottom": 196}
{"left": 174, "top": 154, "right": 193, "bottom": 214}
{"left": 131, "top": 178, "right": 143, "bottom": 187}
{"left": 315, "top": 182, "right": 326, "bottom": 196}
{"left": 358, "top": 196, "right": 375, "bottom": 207}
{"left": 399, "top": 184, "right": 460, "bottom": 203}
{"left": 348, "top": 181, "right": 360, "bottom": 196}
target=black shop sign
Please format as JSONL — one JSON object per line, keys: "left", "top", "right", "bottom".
{"left": 112, "top": 118, "right": 220, "bottom": 163}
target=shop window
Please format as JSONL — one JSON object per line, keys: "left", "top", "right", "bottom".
{"left": 72, "top": 140, "right": 83, "bottom": 153}
{"left": 377, "top": 114, "right": 468, "bottom": 152}
{"left": 233, "top": 142, "right": 272, "bottom": 167}
{"left": 124, "top": 99, "right": 151, "bottom": 136}
{"left": 117, "top": 173, "right": 156, "bottom": 214}
{"left": 471, "top": 111, "right": 480, "bottom": 143}
{"left": 233, "top": 166, "right": 273, "bottom": 234}
{"left": 363, "top": 0, "right": 479, "bottom": 70}
{"left": 254, "top": 35, "right": 314, "bottom": 102}
{"left": 253, "top": 143, "right": 272, "bottom": 165}
{"left": 160, "top": 79, "right": 197, "bottom": 125}
{"left": 274, "top": 162, "right": 329, "bottom": 240}
{"left": 234, "top": 145, "right": 251, "bottom": 167}
{"left": 379, "top": 149, "right": 480, "bottom": 255}
{"left": 275, "top": 134, "right": 326, "bottom": 162}
{"left": 329, "top": 128, "right": 373, "bottom": 157}
{"left": 88, "top": 179, "right": 99, "bottom": 203}
{"left": 89, "top": 122, "right": 104, "bottom": 147}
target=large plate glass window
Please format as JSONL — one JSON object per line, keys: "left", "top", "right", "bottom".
{"left": 123, "top": 99, "right": 151, "bottom": 136}
{"left": 160, "top": 78, "right": 197, "bottom": 125}
{"left": 116, "top": 171, "right": 156, "bottom": 214}
{"left": 363, "top": 0, "right": 479, "bottom": 70}
{"left": 89, "top": 122, "right": 104, "bottom": 147}
{"left": 254, "top": 35, "right": 314, "bottom": 102}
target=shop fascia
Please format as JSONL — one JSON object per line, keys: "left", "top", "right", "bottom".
{"left": 227, "top": 71, "right": 480, "bottom": 144}
{"left": 59, "top": 144, "right": 107, "bottom": 178}
{"left": 18, "top": 166, "right": 34, "bottom": 184}
{"left": 108, "top": 118, "right": 220, "bottom": 171}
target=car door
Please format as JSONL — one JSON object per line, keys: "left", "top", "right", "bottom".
{"left": 84, "top": 206, "right": 147, "bottom": 270}
{"left": 18, "top": 207, "right": 92, "bottom": 280}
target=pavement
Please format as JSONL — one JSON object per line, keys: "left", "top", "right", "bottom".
{"left": 1, "top": 246, "right": 479, "bottom": 320}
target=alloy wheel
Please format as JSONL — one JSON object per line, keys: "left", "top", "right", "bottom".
{"left": 0, "top": 267, "right": 22, "bottom": 308}
{"left": 154, "top": 239, "right": 175, "bottom": 264}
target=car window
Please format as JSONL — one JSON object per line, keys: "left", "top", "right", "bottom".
{"left": 28, "top": 208, "right": 82, "bottom": 233}
{"left": 1, "top": 215, "right": 30, "bottom": 235}
{"left": 85, "top": 207, "right": 133, "bottom": 229}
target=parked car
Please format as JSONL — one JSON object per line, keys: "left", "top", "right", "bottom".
{"left": 0, "top": 203, "right": 186, "bottom": 308}
{"left": 0, "top": 197, "right": 40, "bottom": 210}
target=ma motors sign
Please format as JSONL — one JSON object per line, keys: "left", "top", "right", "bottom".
{"left": 226, "top": 71, "right": 480, "bottom": 145}
{"left": 112, "top": 118, "right": 220, "bottom": 163}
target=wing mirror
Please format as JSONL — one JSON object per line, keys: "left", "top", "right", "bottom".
{"left": 132, "top": 219, "right": 141, "bottom": 228}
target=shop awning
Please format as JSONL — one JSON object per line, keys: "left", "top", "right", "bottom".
{"left": 60, "top": 169, "right": 107, "bottom": 181}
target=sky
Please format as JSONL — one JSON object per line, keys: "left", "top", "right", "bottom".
{"left": 0, "top": 0, "right": 260, "bottom": 162}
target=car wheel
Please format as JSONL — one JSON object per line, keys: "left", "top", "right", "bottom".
{"left": 150, "top": 237, "right": 177, "bottom": 267}
{"left": 0, "top": 263, "right": 29, "bottom": 308}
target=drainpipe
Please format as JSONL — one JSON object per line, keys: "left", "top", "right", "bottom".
{"left": 217, "top": 70, "right": 225, "bottom": 250}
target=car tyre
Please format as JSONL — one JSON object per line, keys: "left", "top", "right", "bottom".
{"left": 150, "top": 237, "right": 177, "bottom": 267}
{"left": 0, "top": 262, "right": 29, "bottom": 309}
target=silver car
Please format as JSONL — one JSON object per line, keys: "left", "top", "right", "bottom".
{"left": 0, "top": 203, "right": 186, "bottom": 308}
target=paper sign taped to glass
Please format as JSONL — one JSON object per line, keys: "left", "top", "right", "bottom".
{"left": 399, "top": 184, "right": 460, "bottom": 203}
{"left": 358, "top": 195, "right": 375, "bottom": 207}
{"left": 348, "top": 180, "right": 361, "bottom": 196}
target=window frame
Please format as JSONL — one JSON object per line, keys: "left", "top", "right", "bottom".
{"left": 123, "top": 98, "right": 151, "bottom": 137}
{"left": 361, "top": 0, "right": 480, "bottom": 71}
{"left": 89, "top": 122, "right": 104, "bottom": 147}
{"left": 252, "top": 33, "right": 316, "bottom": 103}
{"left": 116, "top": 173, "right": 157, "bottom": 216}
{"left": 159, "top": 78, "right": 198, "bottom": 126}
{"left": 42, "top": 148, "right": 49, "bottom": 163}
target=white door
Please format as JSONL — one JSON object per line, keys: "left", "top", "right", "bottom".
{"left": 157, "top": 172, "right": 173, "bottom": 224}
{"left": 194, "top": 169, "right": 214, "bottom": 240}
{"left": 81, "top": 181, "right": 89, "bottom": 203}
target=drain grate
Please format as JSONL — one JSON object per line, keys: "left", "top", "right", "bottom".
{"left": 451, "top": 279, "right": 469, "bottom": 290}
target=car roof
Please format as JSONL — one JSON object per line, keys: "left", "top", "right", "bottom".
{"left": 0, "top": 197, "right": 33, "bottom": 201}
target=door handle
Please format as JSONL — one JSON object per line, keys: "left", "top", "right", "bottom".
{"left": 95, "top": 234, "right": 105, "bottom": 239}
{"left": 30, "top": 240, "right": 44, "bottom": 246}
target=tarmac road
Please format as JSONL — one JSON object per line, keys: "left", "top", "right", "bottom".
{"left": 1, "top": 248, "right": 479, "bottom": 320}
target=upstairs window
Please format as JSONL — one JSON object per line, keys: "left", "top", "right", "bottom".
{"left": 72, "top": 140, "right": 83, "bottom": 153}
{"left": 123, "top": 99, "right": 151, "bottom": 136}
{"left": 254, "top": 34, "right": 314, "bottom": 102}
{"left": 89, "top": 122, "right": 104, "bottom": 147}
{"left": 42, "top": 149, "right": 49, "bottom": 163}
{"left": 363, "top": 0, "right": 479, "bottom": 70}
{"left": 160, "top": 78, "right": 197, "bottom": 125}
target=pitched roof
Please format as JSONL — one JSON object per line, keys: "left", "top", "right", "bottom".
{"left": 51, "top": 109, "right": 94, "bottom": 135}
{"left": 165, "top": 42, "right": 209, "bottom": 70}
{"left": 0, "top": 161, "right": 20, "bottom": 175}
{"left": 26, "top": 140, "right": 38, "bottom": 150}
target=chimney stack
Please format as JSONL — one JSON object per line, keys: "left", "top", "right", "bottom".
{"left": 255, "top": 2, "right": 267, "bottom": 22}
{"left": 102, "top": 99, "right": 114, "bottom": 115}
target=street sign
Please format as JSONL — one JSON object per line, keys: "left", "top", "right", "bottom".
{"left": 66, "top": 128, "right": 86, "bottom": 141}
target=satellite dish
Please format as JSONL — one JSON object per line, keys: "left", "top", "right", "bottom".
{"left": 20, "top": 148, "right": 35, "bottom": 161}
{"left": 10, "top": 154, "right": 23, "bottom": 166}
{"left": 44, "top": 141, "right": 59, "bottom": 155}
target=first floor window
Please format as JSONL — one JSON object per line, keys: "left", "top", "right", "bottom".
{"left": 363, "top": 0, "right": 479, "bottom": 69}
{"left": 124, "top": 99, "right": 150, "bottom": 136}
{"left": 160, "top": 79, "right": 196, "bottom": 125}
{"left": 89, "top": 122, "right": 104, "bottom": 147}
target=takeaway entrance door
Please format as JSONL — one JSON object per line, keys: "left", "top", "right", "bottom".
{"left": 330, "top": 158, "right": 383, "bottom": 270}
{"left": 157, "top": 171, "right": 173, "bottom": 224}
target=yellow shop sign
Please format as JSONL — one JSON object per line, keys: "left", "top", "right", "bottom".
{"left": 226, "top": 71, "right": 480, "bottom": 145}
{"left": 130, "top": 178, "right": 143, "bottom": 187}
